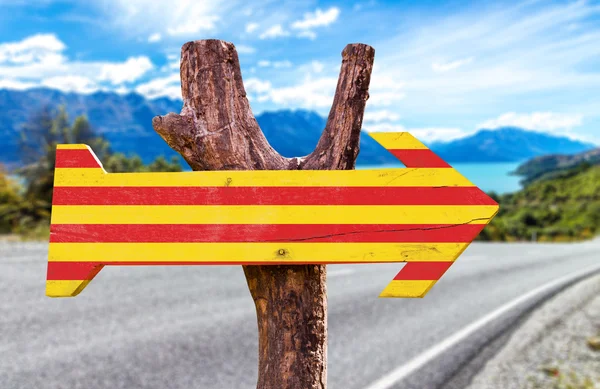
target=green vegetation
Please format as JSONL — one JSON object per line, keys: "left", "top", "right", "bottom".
{"left": 479, "top": 163, "right": 600, "bottom": 242}
{"left": 0, "top": 106, "right": 183, "bottom": 238}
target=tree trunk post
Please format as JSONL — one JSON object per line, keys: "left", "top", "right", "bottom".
{"left": 152, "top": 39, "right": 375, "bottom": 389}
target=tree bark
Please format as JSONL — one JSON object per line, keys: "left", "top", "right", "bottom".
{"left": 152, "top": 39, "right": 374, "bottom": 389}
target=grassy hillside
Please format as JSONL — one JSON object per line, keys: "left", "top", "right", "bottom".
{"left": 480, "top": 164, "right": 600, "bottom": 242}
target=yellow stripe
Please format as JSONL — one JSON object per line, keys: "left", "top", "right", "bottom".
{"left": 48, "top": 242, "right": 467, "bottom": 263}
{"left": 53, "top": 167, "right": 474, "bottom": 187}
{"left": 379, "top": 280, "right": 437, "bottom": 298}
{"left": 56, "top": 144, "right": 90, "bottom": 150}
{"left": 50, "top": 205, "right": 497, "bottom": 225}
{"left": 367, "top": 132, "right": 428, "bottom": 150}
{"left": 46, "top": 280, "right": 91, "bottom": 297}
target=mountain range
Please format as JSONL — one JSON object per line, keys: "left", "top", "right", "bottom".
{"left": 429, "top": 127, "right": 595, "bottom": 163}
{"left": 0, "top": 88, "right": 595, "bottom": 168}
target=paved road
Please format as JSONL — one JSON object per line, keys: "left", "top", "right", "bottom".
{"left": 1, "top": 240, "right": 599, "bottom": 389}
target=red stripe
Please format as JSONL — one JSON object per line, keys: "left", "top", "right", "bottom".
{"left": 46, "top": 262, "right": 378, "bottom": 279}
{"left": 47, "top": 261, "right": 458, "bottom": 281}
{"left": 51, "top": 186, "right": 495, "bottom": 205}
{"left": 389, "top": 149, "right": 451, "bottom": 168}
{"left": 393, "top": 261, "right": 453, "bottom": 280}
{"left": 55, "top": 149, "right": 100, "bottom": 168}
{"left": 47, "top": 262, "right": 103, "bottom": 280}
{"left": 49, "top": 223, "right": 485, "bottom": 243}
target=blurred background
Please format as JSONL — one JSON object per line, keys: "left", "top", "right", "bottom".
{"left": 1, "top": 1, "right": 599, "bottom": 388}
{"left": 0, "top": 0, "right": 599, "bottom": 242}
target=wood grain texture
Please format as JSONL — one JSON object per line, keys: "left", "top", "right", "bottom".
{"left": 152, "top": 39, "right": 374, "bottom": 389}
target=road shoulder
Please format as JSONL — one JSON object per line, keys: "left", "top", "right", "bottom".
{"left": 464, "top": 273, "right": 600, "bottom": 389}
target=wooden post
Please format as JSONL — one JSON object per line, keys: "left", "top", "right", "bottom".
{"left": 152, "top": 39, "right": 375, "bottom": 389}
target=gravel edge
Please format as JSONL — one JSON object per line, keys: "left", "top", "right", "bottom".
{"left": 464, "top": 273, "right": 600, "bottom": 389}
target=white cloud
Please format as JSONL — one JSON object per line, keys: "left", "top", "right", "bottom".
{"left": 257, "top": 60, "right": 292, "bottom": 68}
{"left": 96, "top": 0, "right": 225, "bottom": 37}
{"left": 374, "top": 0, "right": 600, "bottom": 115}
{"left": 135, "top": 73, "right": 181, "bottom": 99}
{"left": 368, "top": 91, "right": 407, "bottom": 106}
{"left": 290, "top": 7, "right": 340, "bottom": 40}
{"left": 42, "top": 76, "right": 99, "bottom": 94}
{"left": 148, "top": 33, "right": 162, "bottom": 43}
{"left": 259, "top": 24, "right": 290, "bottom": 39}
{"left": 478, "top": 112, "right": 584, "bottom": 132}
{"left": 0, "top": 78, "right": 38, "bottom": 90}
{"left": 405, "top": 127, "right": 468, "bottom": 142}
{"left": 274, "top": 61, "right": 292, "bottom": 68}
{"left": 251, "top": 76, "right": 338, "bottom": 108}
{"left": 362, "top": 124, "right": 467, "bottom": 143}
{"left": 241, "top": 58, "right": 407, "bottom": 113}
{"left": 168, "top": 58, "right": 180, "bottom": 70}
{"left": 0, "top": 34, "right": 154, "bottom": 93}
{"left": 167, "top": 16, "right": 219, "bottom": 35}
{"left": 114, "top": 86, "right": 130, "bottom": 95}
{"left": 235, "top": 44, "right": 256, "bottom": 54}
{"left": 291, "top": 7, "right": 340, "bottom": 30}
{"left": 431, "top": 57, "right": 473, "bottom": 72}
{"left": 362, "top": 123, "right": 406, "bottom": 133}
{"left": 297, "top": 30, "right": 317, "bottom": 40}
{"left": 245, "top": 77, "right": 273, "bottom": 94}
{"left": 310, "top": 60, "right": 324, "bottom": 73}
{"left": 160, "top": 54, "right": 180, "bottom": 72}
{"left": 99, "top": 56, "right": 154, "bottom": 85}
{"left": 0, "top": 33, "right": 66, "bottom": 65}
{"left": 245, "top": 22, "right": 259, "bottom": 33}
{"left": 296, "top": 60, "right": 326, "bottom": 75}
{"left": 363, "top": 110, "right": 401, "bottom": 123}
{"left": 367, "top": 69, "right": 406, "bottom": 107}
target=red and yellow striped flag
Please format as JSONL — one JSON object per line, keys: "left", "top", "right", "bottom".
{"left": 46, "top": 132, "right": 498, "bottom": 298}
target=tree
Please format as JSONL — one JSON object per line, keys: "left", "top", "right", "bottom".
{"left": 18, "top": 106, "right": 110, "bottom": 210}
{"left": 6, "top": 106, "right": 185, "bottom": 237}
{"left": 0, "top": 165, "right": 49, "bottom": 235}
{"left": 104, "top": 153, "right": 183, "bottom": 173}
{"left": 152, "top": 39, "right": 374, "bottom": 389}
{"left": 103, "top": 153, "right": 145, "bottom": 173}
{"left": 16, "top": 106, "right": 184, "bottom": 217}
{"left": 0, "top": 166, "right": 23, "bottom": 233}
{"left": 147, "top": 155, "right": 182, "bottom": 172}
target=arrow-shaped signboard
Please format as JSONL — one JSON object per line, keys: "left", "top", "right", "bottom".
{"left": 46, "top": 132, "right": 498, "bottom": 298}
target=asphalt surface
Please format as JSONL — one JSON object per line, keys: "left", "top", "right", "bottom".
{"left": 1, "top": 240, "right": 599, "bottom": 389}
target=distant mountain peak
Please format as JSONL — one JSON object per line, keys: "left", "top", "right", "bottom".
{"left": 0, "top": 88, "right": 595, "bottom": 166}
{"left": 431, "top": 126, "right": 595, "bottom": 163}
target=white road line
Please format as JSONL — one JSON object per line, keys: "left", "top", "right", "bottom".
{"left": 363, "top": 262, "right": 600, "bottom": 389}
{"left": 328, "top": 268, "right": 357, "bottom": 277}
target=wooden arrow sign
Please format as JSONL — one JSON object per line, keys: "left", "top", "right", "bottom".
{"left": 46, "top": 132, "right": 498, "bottom": 298}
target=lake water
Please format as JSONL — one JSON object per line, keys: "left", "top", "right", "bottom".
{"left": 357, "top": 162, "right": 523, "bottom": 194}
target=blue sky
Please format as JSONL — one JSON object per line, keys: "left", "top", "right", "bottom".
{"left": 0, "top": 0, "right": 599, "bottom": 144}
